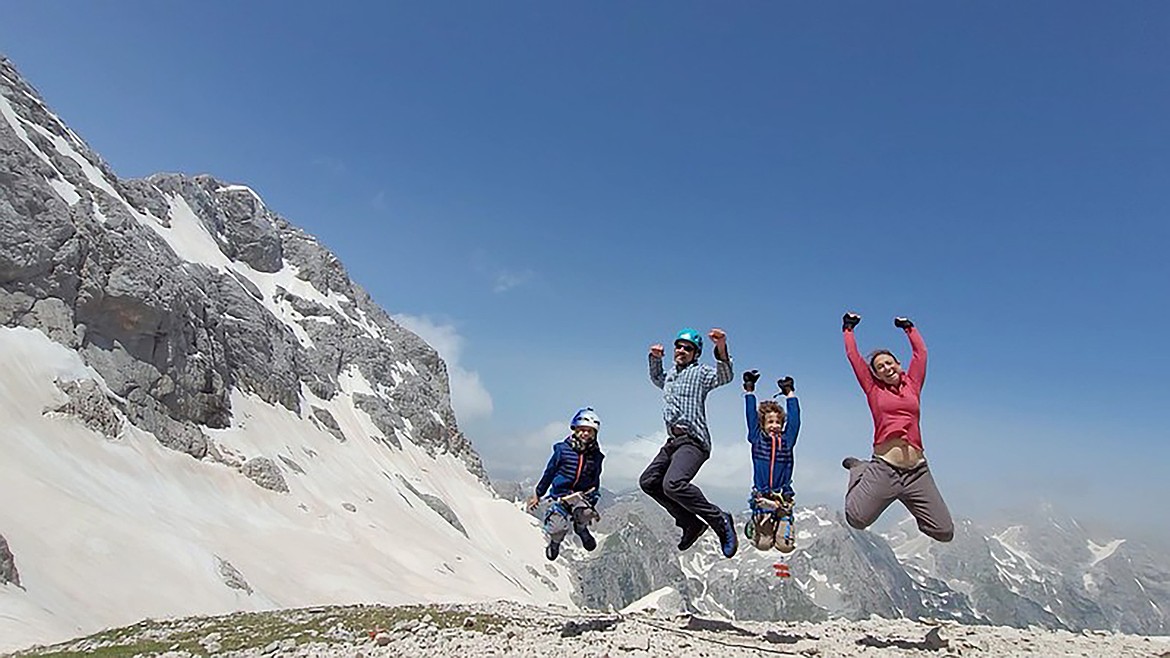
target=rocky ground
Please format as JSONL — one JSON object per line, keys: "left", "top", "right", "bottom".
{"left": 8, "top": 601, "right": 1170, "bottom": 658}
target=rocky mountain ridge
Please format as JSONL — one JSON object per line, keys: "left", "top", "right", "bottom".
{"left": 1, "top": 52, "right": 482, "bottom": 479}
{"left": 1, "top": 53, "right": 568, "bottom": 652}
{"left": 499, "top": 485, "right": 1170, "bottom": 635}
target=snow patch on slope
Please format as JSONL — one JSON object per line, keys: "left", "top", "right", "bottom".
{"left": 0, "top": 94, "right": 81, "bottom": 205}
{"left": 620, "top": 586, "right": 678, "bottom": 614}
{"left": 150, "top": 193, "right": 382, "bottom": 345}
{"left": 1087, "top": 539, "right": 1124, "bottom": 567}
{"left": 217, "top": 184, "right": 264, "bottom": 207}
{"left": 0, "top": 327, "right": 572, "bottom": 652}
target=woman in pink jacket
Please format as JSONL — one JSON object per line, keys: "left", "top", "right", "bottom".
{"left": 840, "top": 312, "right": 954, "bottom": 542}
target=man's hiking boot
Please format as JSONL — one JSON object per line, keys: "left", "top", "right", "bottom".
{"left": 678, "top": 520, "right": 707, "bottom": 551}
{"left": 576, "top": 527, "right": 597, "bottom": 552}
{"left": 716, "top": 511, "right": 738, "bottom": 558}
{"left": 842, "top": 456, "right": 862, "bottom": 470}
{"left": 545, "top": 541, "right": 560, "bottom": 561}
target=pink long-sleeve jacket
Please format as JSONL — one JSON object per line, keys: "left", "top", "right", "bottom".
{"left": 844, "top": 326, "right": 927, "bottom": 451}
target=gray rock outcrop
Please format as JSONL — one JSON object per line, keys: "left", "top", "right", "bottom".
{"left": 0, "top": 55, "right": 486, "bottom": 483}
{"left": 241, "top": 457, "right": 289, "bottom": 493}
{"left": 572, "top": 494, "right": 700, "bottom": 612}
{"left": 0, "top": 533, "right": 19, "bottom": 587}
{"left": 310, "top": 406, "right": 346, "bottom": 442}
{"left": 215, "top": 556, "right": 253, "bottom": 595}
{"left": 397, "top": 475, "right": 467, "bottom": 537}
{"left": 49, "top": 378, "right": 122, "bottom": 439}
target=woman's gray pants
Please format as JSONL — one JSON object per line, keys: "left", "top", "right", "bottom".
{"left": 845, "top": 458, "right": 954, "bottom": 542}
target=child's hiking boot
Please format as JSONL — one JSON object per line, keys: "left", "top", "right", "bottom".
{"left": 715, "top": 512, "right": 738, "bottom": 558}
{"left": 779, "top": 494, "right": 796, "bottom": 515}
{"left": 678, "top": 519, "right": 707, "bottom": 551}
{"left": 842, "top": 456, "right": 862, "bottom": 470}
{"left": 754, "top": 495, "right": 780, "bottom": 512}
{"left": 576, "top": 527, "right": 597, "bottom": 551}
{"left": 776, "top": 516, "right": 796, "bottom": 554}
{"left": 752, "top": 514, "right": 777, "bottom": 551}
{"left": 545, "top": 541, "right": 561, "bottom": 561}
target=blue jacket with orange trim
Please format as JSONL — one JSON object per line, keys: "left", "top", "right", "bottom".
{"left": 535, "top": 437, "right": 604, "bottom": 501}
{"left": 745, "top": 393, "right": 801, "bottom": 496}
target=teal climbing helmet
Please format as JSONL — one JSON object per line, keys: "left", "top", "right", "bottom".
{"left": 674, "top": 328, "right": 703, "bottom": 355}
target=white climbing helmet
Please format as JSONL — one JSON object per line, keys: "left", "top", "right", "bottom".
{"left": 570, "top": 407, "right": 601, "bottom": 431}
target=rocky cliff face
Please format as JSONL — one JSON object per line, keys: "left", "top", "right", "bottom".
{"left": 0, "top": 534, "right": 18, "bottom": 588}
{"left": 0, "top": 55, "right": 482, "bottom": 482}
{"left": 1, "top": 54, "right": 569, "bottom": 653}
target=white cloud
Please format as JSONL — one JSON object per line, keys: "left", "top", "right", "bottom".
{"left": 467, "top": 249, "right": 536, "bottom": 293}
{"left": 310, "top": 156, "right": 347, "bottom": 175}
{"left": 391, "top": 314, "right": 493, "bottom": 422}
{"left": 599, "top": 431, "right": 670, "bottom": 488}
{"left": 449, "top": 368, "right": 493, "bottom": 422}
{"left": 518, "top": 421, "right": 569, "bottom": 453}
{"left": 492, "top": 269, "right": 534, "bottom": 293}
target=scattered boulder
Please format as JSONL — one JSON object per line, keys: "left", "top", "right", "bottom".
{"left": 0, "top": 533, "right": 20, "bottom": 587}
{"left": 310, "top": 406, "right": 346, "bottom": 442}
{"left": 278, "top": 454, "right": 305, "bottom": 475}
{"left": 215, "top": 556, "right": 252, "bottom": 595}
{"left": 396, "top": 475, "right": 467, "bottom": 536}
{"left": 241, "top": 457, "right": 288, "bottom": 493}
{"left": 683, "top": 616, "right": 755, "bottom": 637}
{"left": 560, "top": 617, "right": 620, "bottom": 638}
{"left": 200, "top": 631, "right": 222, "bottom": 654}
{"left": 48, "top": 378, "right": 122, "bottom": 439}
{"left": 857, "top": 626, "right": 948, "bottom": 651}
{"left": 763, "top": 629, "right": 819, "bottom": 644}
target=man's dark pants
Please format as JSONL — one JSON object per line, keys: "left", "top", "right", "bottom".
{"left": 639, "top": 436, "right": 725, "bottom": 531}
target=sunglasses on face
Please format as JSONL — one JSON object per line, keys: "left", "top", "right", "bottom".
{"left": 674, "top": 342, "right": 696, "bottom": 353}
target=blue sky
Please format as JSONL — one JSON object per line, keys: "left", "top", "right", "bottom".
{"left": 4, "top": 2, "right": 1168, "bottom": 542}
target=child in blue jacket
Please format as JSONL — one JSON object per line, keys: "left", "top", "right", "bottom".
{"left": 526, "top": 408, "right": 604, "bottom": 560}
{"left": 742, "top": 370, "right": 801, "bottom": 551}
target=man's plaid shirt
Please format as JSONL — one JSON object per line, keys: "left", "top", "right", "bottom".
{"left": 649, "top": 354, "right": 733, "bottom": 452}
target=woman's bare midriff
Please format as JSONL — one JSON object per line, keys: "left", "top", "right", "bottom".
{"left": 874, "top": 436, "right": 924, "bottom": 469}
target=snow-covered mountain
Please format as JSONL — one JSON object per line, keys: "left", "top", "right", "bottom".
{"left": 562, "top": 493, "right": 979, "bottom": 624}
{"left": 884, "top": 507, "right": 1170, "bottom": 635}
{"left": 0, "top": 55, "right": 572, "bottom": 652}
{"left": 533, "top": 488, "right": 1169, "bottom": 635}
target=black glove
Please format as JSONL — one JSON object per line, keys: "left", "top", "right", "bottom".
{"left": 843, "top": 312, "right": 861, "bottom": 331}
{"left": 743, "top": 369, "right": 760, "bottom": 391}
{"left": 777, "top": 376, "right": 795, "bottom": 395}
{"left": 894, "top": 317, "right": 914, "bottom": 330}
